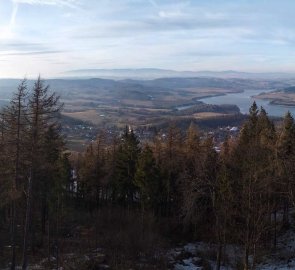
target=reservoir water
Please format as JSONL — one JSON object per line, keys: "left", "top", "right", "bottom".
{"left": 200, "top": 89, "right": 295, "bottom": 117}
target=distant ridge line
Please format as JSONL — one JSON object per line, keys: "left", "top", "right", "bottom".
{"left": 62, "top": 68, "right": 295, "bottom": 80}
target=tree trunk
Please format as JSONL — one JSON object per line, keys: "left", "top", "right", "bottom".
{"left": 56, "top": 195, "right": 60, "bottom": 270}
{"left": 216, "top": 242, "right": 222, "bottom": 270}
{"left": 22, "top": 173, "right": 33, "bottom": 270}
{"left": 274, "top": 210, "right": 277, "bottom": 250}
{"left": 251, "top": 243, "right": 256, "bottom": 270}
{"left": 283, "top": 200, "right": 289, "bottom": 228}
{"left": 10, "top": 199, "right": 16, "bottom": 270}
{"left": 48, "top": 213, "right": 51, "bottom": 264}
{"left": 244, "top": 246, "right": 249, "bottom": 270}
{"left": 41, "top": 198, "right": 47, "bottom": 247}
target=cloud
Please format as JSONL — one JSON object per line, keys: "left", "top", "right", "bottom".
{"left": 69, "top": 14, "right": 236, "bottom": 40}
{"left": 1, "top": 50, "right": 64, "bottom": 56}
{"left": 148, "top": 0, "right": 158, "bottom": 9}
{"left": 158, "top": 10, "right": 187, "bottom": 19}
{"left": 1, "top": 41, "right": 43, "bottom": 50}
{"left": 11, "top": 0, "right": 79, "bottom": 8}
{"left": 10, "top": 2, "right": 18, "bottom": 28}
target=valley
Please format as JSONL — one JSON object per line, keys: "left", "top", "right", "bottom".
{"left": 0, "top": 76, "right": 292, "bottom": 151}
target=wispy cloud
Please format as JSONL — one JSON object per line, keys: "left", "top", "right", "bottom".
{"left": 69, "top": 14, "right": 237, "bottom": 40}
{"left": 11, "top": 0, "right": 78, "bottom": 8}
{"left": 10, "top": 2, "right": 18, "bottom": 28}
{"left": 1, "top": 50, "right": 64, "bottom": 56}
{"left": 148, "top": 0, "right": 158, "bottom": 9}
{"left": 0, "top": 41, "right": 60, "bottom": 56}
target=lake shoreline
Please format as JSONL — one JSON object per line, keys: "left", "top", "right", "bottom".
{"left": 199, "top": 89, "right": 295, "bottom": 117}
{"left": 253, "top": 94, "right": 295, "bottom": 107}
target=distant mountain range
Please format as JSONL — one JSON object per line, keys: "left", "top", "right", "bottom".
{"left": 63, "top": 68, "right": 295, "bottom": 80}
{"left": 0, "top": 77, "right": 289, "bottom": 99}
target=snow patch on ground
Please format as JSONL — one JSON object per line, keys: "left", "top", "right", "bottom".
{"left": 169, "top": 242, "right": 236, "bottom": 270}
{"left": 170, "top": 211, "right": 295, "bottom": 270}
{"left": 256, "top": 225, "right": 295, "bottom": 270}
{"left": 174, "top": 257, "right": 203, "bottom": 270}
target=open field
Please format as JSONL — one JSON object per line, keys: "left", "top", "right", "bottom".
{"left": 193, "top": 112, "right": 227, "bottom": 119}
{"left": 63, "top": 109, "right": 108, "bottom": 126}
{"left": 255, "top": 91, "right": 295, "bottom": 106}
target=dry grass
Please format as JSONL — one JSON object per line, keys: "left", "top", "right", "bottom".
{"left": 120, "top": 99, "right": 154, "bottom": 107}
{"left": 193, "top": 112, "right": 228, "bottom": 119}
{"left": 63, "top": 110, "right": 104, "bottom": 125}
{"left": 181, "top": 87, "right": 238, "bottom": 94}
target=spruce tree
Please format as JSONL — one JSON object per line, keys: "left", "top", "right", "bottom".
{"left": 113, "top": 127, "right": 140, "bottom": 205}
{"left": 22, "top": 77, "right": 62, "bottom": 270}
{"left": 232, "top": 103, "right": 276, "bottom": 270}
{"left": 135, "top": 145, "right": 162, "bottom": 214}
{"left": 1, "top": 79, "right": 28, "bottom": 270}
{"left": 276, "top": 112, "right": 295, "bottom": 226}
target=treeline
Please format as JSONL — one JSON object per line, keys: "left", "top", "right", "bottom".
{"left": 1, "top": 79, "right": 295, "bottom": 270}
{"left": 75, "top": 102, "right": 295, "bottom": 270}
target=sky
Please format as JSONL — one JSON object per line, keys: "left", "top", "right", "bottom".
{"left": 1, "top": 0, "right": 295, "bottom": 78}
